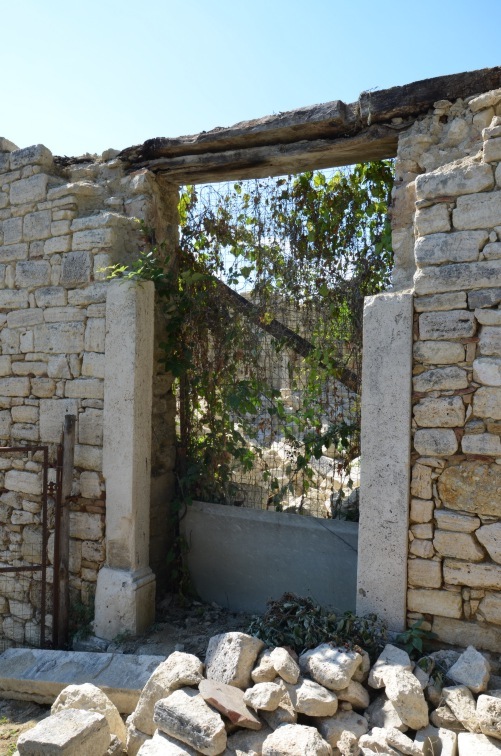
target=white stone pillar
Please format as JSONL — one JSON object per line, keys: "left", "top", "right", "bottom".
{"left": 94, "top": 279, "right": 156, "bottom": 640}
{"left": 356, "top": 290, "right": 413, "bottom": 632}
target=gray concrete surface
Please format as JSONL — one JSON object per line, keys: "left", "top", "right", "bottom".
{"left": 181, "top": 501, "right": 358, "bottom": 614}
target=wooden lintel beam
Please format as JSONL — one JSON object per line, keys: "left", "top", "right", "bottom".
{"left": 135, "top": 125, "right": 401, "bottom": 184}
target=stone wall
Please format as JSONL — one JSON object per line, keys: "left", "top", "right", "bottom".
{"left": 400, "top": 91, "right": 501, "bottom": 651}
{"left": 0, "top": 141, "right": 177, "bottom": 644}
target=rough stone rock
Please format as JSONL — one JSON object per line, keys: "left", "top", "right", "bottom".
{"left": 136, "top": 730, "right": 198, "bottom": 755}
{"left": 243, "top": 682, "right": 283, "bottom": 712}
{"left": 153, "top": 688, "right": 227, "bottom": 756}
{"left": 225, "top": 726, "right": 273, "bottom": 756}
{"left": 434, "top": 510, "right": 480, "bottom": 533}
{"left": 414, "top": 428, "right": 458, "bottom": 456}
{"left": 126, "top": 722, "right": 149, "bottom": 756}
{"left": 284, "top": 677, "right": 338, "bottom": 717}
{"left": 51, "top": 682, "right": 126, "bottom": 747}
{"left": 438, "top": 462, "right": 501, "bottom": 517}
{"left": 477, "top": 694, "right": 501, "bottom": 740}
{"left": 457, "top": 732, "right": 501, "bottom": 754}
{"left": 17, "top": 708, "right": 110, "bottom": 756}
{"left": 413, "top": 366, "right": 468, "bottom": 392}
{"left": 476, "top": 523, "right": 501, "bottom": 564}
{"left": 251, "top": 650, "right": 276, "bottom": 684}
{"left": 433, "top": 531, "right": 485, "bottom": 562}
{"left": 415, "top": 158, "right": 494, "bottom": 200}
{"left": 268, "top": 648, "right": 299, "bottom": 684}
{"left": 473, "top": 357, "right": 501, "bottom": 386}
{"left": 358, "top": 728, "right": 400, "bottom": 755}
{"left": 315, "top": 710, "right": 368, "bottom": 749}
{"left": 474, "top": 387, "right": 501, "bottom": 420}
{"left": 442, "top": 685, "right": 481, "bottom": 732}
{"left": 336, "top": 731, "right": 360, "bottom": 756}
{"left": 413, "top": 340, "right": 465, "bottom": 364}
{"left": 299, "top": 645, "right": 362, "bottom": 692}
{"left": 130, "top": 652, "right": 204, "bottom": 736}
{"left": 448, "top": 646, "right": 491, "bottom": 693}
{"left": 368, "top": 645, "right": 413, "bottom": 689}
{"left": 383, "top": 667, "right": 430, "bottom": 731}
{"left": 206, "top": 633, "right": 264, "bottom": 689}
{"left": 262, "top": 724, "right": 332, "bottom": 756}
{"left": 385, "top": 727, "right": 427, "bottom": 756}
{"left": 478, "top": 593, "right": 501, "bottom": 625}
{"left": 469, "top": 288, "right": 501, "bottom": 309}
{"left": 415, "top": 230, "right": 488, "bottom": 265}
{"left": 415, "top": 725, "right": 458, "bottom": 756}
{"left": 199, "top": 679, "right": 261, "bottom": 730}
{"left": 430, "top": 704, "right": 466, "bottom": 732}
{"left": 365, "top": 693, "right": 408, "bottom": 732}
{"left": 260, "top": 685, "right": 297, "bottom": 730}
{"left": 413, "top": 395, "right": 465, "bottom": 428}
{"left": 443, "top": 560, "right": 501, "bottom": 590}
{"left": 336, "top": 679, "right": 370, "bottom": 710}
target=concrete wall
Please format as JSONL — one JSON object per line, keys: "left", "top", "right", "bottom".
{"left": 180, "top": 500, "right": 358, "bottom": 614}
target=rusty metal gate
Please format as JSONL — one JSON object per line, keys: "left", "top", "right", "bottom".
{"left": 0, "top": 417, "right": 74, "bottom": 652}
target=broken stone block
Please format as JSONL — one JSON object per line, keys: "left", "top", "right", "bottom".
{"left": 137, "top": 730, "right": 198, "bottom": 755}
{"left": 315, "top": 710, "right": 368, "bottom": 749}
{"left": 383, "top": 667, "right": 430, "bottom": 731}
{"left": 299, "top": 644, "right": 362, "bottom": 691}
{"left": 336, "top": 679, "right": 370, "bottom": 709}
{"left": 430, "top": 704, "right": 467, "bottom": 732}
{"left": 359, "top": 728, "right": 400, "bottom": 755}
{"left": 283, "top": 677, "right": 338, "bottom": 717}
{"left": 153, "top": 688, "right": 227, "bottom": 756}
{"left": 251, "top": 649, "right": 276, "bottom": 683}
{"left": 243, "top": 682, "right": 283, "bottom": 712}
{"left": 457, "top": 732, "right": 501, "bottom": 754}
{"left": 225, "top": 725, "right": 273, "bottom": 756}
{"left": 205, "top": 633, "right": 264, "bottom": 689}
{"left": 477, "top": 694, "right": 501, "bottom": 740}
{"left": 51, "top": 682, "right": 126, "bottom": 748}
{"left": 368, "top": 644, "right": 413, "bottom": 689}
{"left": 448, "top": 645, "right": 491, "bottom": 693}
{"left": 198, "top": 678, "right": 261, "bottom": 730}
{"left": 259, "top": 686, "right": 297, "bottom": 730}
{"left": 443, "top": 685, "right": 481, "bottom": 732}
{"left": 262, "top": 723, "right": 331, "bottom": 756}
{"left": 268, "top": 647, "right": 300, "bottom": 684}
{"left": 126, "top": 721, "right": 149, "bottom": 756}
{"left": 17, "top": 708, "right": 110, "bottom": 755}
{"left": 365, "top": 693, "right": 408, "bottom": 732}
{"left": 130, "top": 652, "right": 203, "bottom": 736}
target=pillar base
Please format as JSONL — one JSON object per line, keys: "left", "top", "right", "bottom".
{"left": 93, "top": 566, "right": 156, "bottom": 641}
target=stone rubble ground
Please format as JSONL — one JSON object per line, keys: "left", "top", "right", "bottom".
{"left": 9, "top": 631, "right": 501, "bottom": 755}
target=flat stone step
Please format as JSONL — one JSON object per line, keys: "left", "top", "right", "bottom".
{"left": 0, "top": 648, "right": 162, "bottom": 713}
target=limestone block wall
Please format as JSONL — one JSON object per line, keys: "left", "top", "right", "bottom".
{"left": 0, "top": 141, "right": 177, "bottom": 644}
{"left": 404, "top": 94, "right": 501, "bottom": 652}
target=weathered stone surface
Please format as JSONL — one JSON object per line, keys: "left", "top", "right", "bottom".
{"left": 413, "top": 340, "right": 465, "bottom": 364}
{"left": 411, "top": 464, "right": 432, "bottom": 499}
{"left": 434, "top": 509, "right": 481, "bottom": 532}
{"left": 336, "top": 678, "right": 369, "bottom": 710}
{"left": 205, "top": 633, "right": 264, "bottom": 689}
{"left": 52, "top": 682, "right": 126, "bottom": 747}
{"left": 251, "top": 650, "right": 276, "bottom": 684}
{"left": 299, "top": 645, "right": 361, "bottom": 691}
{"left": 477, "top": 694, "right": 501, "bottom": 740}
{"left": 474, "top": 387, "right": 501, "bottom": 419}
{"left": 10, "top": 174, "right": 48, "bottom": 204}
{"left": 154, "top": 689, "right": 227, "bottom": 756}
{"left": 475, "top": 308, "right": 501, "bottom": 325}
{"left": 137, "top": 730, "right": 198, "bottom": 755}
{"left": 385, "top": 727, "right": 426, "bottom": 756}
{"left": 438, "top": 462, "right": 501, "bottom": 516}
{"left": 433, "top": 530, "right": 485, "bottom": 561}
{"left": 415, "top": 231, "right": 488, "bottom": 265}
{"left": 408, "top": 558, "right": 442, "bottom": 588}
{"left": 410, "top": 499, "right": 434, "bottom": 523}
{"left": 225, "top": 726, "right": 273, "bottom": 756}
{"left": 268, "top": 647, "right": 299, "bottom": 684}
{"left": 413, "top": 366, "right": 468, "bottom": 392}
{"left": 407, "top": 587, "right": 463, "bottom": 618}
{"left": 414, "top": 291, "right": 467, "bottom": 312}
{"left": 419, "top": 309, "right": 476, "bottom": 340}
{"left": 284, "top": 677, "right": 338, "bottom": 717}
{"left": 474, "top": 358, "right": 501, "bottom": 386}
{"left": 17, "top": 708, "right": 110, "bottom": 756}
{"left": 444, "top": 559, "right": 501, "bottom": 589}
{"left": 414, "top": 396, "right": 465, "bottom": 428}
{"left": 443, "top": 684, "right": 482, "bottom": 732}
{"left": 131, "top": 652, "right": 204, "bottom": 736}
{"left": 475, "top": 524, "right": 501, "bottom": 564}
{"left": 243, "top": 682, "right": 283, "bottom": 712}
{"left": 457, "top": 732, "right": 501, "bottom": 755}
{"left": 462, "top": 433, "right": 501, "bottom": 455}
{"left": 454, "top": 192, "right": 501, "bottom": 230}
{"left": 316, "top": 710, "right": 368, "bottom": 750}
{"left": 262, "top": 724, "right": 331, "bottom": 756}
{"left": 415, "top": 204, "right": 450, "bottom": 236}
{"left": 365, "top": 693, "right": 408, "bottom": 732}
{"left": 199, "top": 678, "right": 261, "bottom": 729}
{"left": 469, "top": 288, "right": 501, "bottom": 309}
{"left": 368, "top": 645, "right": 412, "bottom": 690}
{"left": 126, "top": 721, "right": 149, "bottom": 756}
{"left": 359, "top": 728, "right": 400, "bottom": 755}
{"left": 479, "top": 326, "right": 501, "bottom": 357}
{"left": 416, "top": 158, "right": 494, "bottom": 200}
{"left": 415, "top": 260, "right": 501, "bottom": 296}
{"left": 0, "top": 648, "right": 161, "bottom": 713}
{"left": 448, "top": 646, "right": 491, "bottom": 694}
{"left": 414, "top": 428, "right": 458, "bottom": 456}
{"left": 383, "top": 667, "right": 429, "bottom": 730}
{"left": 478, "top": 592, "right": 501, "bottom": 625}
{"left": 433, "top": 616, "right": 501, "bottom": 653}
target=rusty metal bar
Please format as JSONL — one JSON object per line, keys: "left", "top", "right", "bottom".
{"left": 51, "top": 444, "right": 63, "bottom": 648}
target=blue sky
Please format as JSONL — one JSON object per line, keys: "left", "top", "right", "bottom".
{"left": 2, "top": 0, "right": 500, "bottom": 157}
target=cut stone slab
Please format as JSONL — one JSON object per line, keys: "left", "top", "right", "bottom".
{"left": 205, "top": 633, "right": 264, "bottom": 689}
{"left": 199, "top": 678, "right": 261, "bottom": 729}
{"left": 17, "top": 708, "right": 110, "bottom": 756}
{"left": 0, "top": 648, "right": 161, "bottom": 713}
{"left": 299, "top": 644, "right": 362, "bottom": 691}
{"left": 448, "top": 646, "right": 491, "bottom": 693}
{"left": 154, "top": 688, "right": 227, "bottom": 756}
{"left": 262, "top": 724, "right": 332, "bottom": 756}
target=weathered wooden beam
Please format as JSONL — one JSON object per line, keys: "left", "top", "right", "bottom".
{"left": 131, "top": 125, "right": 401, "bottom": 184}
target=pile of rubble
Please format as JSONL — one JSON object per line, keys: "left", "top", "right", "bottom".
{"left": 14, "top": 632, "right": 501, "bottom": 755}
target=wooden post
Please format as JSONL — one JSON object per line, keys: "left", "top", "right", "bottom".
{"left": 56, "top": 414, "right": 76, "bottom": 648}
